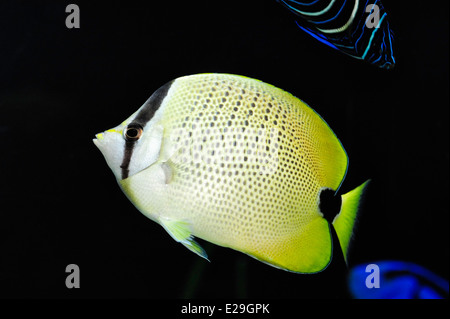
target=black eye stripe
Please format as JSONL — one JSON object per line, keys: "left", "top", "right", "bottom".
{"left": 133, "top": 80, "right": 174, "bottom": 128}
{"left": 119, "top": 80, "right": 173, "bottom": 180}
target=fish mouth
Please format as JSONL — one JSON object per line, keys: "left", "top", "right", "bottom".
{"left": 92, "top": 132, "right": 104, "bottom": 148}
{"left": 94, "top": 132, "right": 104, "bottom": 140}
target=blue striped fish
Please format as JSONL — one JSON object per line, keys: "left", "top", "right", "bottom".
{"left": 277, "top": 0, "right": 395, "bottom": 69}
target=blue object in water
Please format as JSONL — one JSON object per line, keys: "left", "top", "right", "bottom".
{"left": 348, "top": 260, "right": 449, "bottom": 299}
{"left": 277, "top": 0, "right": 395, "bottom": 69}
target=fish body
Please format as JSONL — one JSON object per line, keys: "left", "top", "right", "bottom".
{"left": 277, "top": 0, "right": 395, "bottom": 69}
{"left": 94, "top": 73, "right": 368, "bottom": 273}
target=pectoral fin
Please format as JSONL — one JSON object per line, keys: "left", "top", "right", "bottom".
{"left": 159, "top": 217, "right": 209, "bottom": 261}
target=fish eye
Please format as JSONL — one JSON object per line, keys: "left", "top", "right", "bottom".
{"left": 124, "top": 123, "right": 143, "bottom": 142}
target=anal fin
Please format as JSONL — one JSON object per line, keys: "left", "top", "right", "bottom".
{"left": 159, "top": 216, "right": 209, "bottom": 261}
{"left": 247, "top": 216, "right": 332, "bottom": 274}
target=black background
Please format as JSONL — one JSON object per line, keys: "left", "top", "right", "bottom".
{"left": 0, "top": 1, "right": 448, "bottom": 299}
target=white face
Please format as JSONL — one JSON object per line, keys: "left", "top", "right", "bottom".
{"left": 93, "top": 112, "right": 165, "bottom": 181}
{"left": 93, "top": 82, "right": 173, "bottom": 181}
{"left": 93, "top": 121, "right": 128, "bottom": 180}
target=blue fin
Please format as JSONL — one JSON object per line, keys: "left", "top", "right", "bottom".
{"left": 295, "top": 21, "right": 340, "bottom": 51}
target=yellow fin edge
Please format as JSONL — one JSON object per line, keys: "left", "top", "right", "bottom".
{"left": 159, "top": 217, "right": 210, "bottom": 261}
{"left": 244, "top": 217, "right": 332, "bottom": 274}
{"left": 332, "top": 180, "right": 371, "bottom": 263}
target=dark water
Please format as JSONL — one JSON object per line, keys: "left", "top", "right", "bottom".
{"left": 0, "top": 1, "right": 448, "bottom": 300}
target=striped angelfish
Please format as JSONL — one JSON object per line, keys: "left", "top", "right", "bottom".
{"left": 277, "top": 0, "right": 395, "bottom": 69}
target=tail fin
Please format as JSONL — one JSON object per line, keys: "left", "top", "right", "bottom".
{"left": 332, "top": 180, "right": 370, "bottom": 263}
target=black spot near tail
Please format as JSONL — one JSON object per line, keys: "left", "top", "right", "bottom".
{"left": 319, "top": 188, "right": 342, "bottom": 223}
